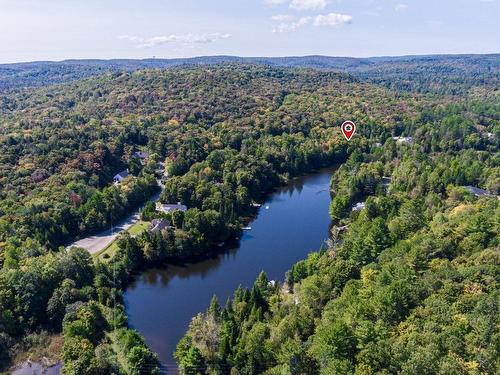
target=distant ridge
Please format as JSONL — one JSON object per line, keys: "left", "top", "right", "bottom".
{"left": 4, "top": 53, "right": 500, "bottom": 69}
{"left": 0, "top": 54, "right": 498, "bottom": 91}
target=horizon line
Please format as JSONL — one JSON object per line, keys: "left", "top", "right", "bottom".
{"left": 2, "top": 52, "right": 499, "bottom": 66}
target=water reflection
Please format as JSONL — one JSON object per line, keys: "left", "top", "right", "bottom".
{"left": 124, "top": 167, "right": 335, "bottom": 365}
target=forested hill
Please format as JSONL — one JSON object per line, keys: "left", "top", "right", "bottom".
{"left": 170, "top": 69, "right": 499, "bottom": 374}
{"left": 0, "top": 60, "right": 498, "bottom": 374}
{"left": 1, "top": 54, "right": 499, "bottom": 94}
{"left": 0, "top": 66, "right": 408, "bottom": 249}
{"left": 0, "top": 64, "right": 427, "bottom": 373}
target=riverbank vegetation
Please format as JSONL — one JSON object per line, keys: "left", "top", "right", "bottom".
{"left": 174, "top": 102, "right": 499, "bottom": 373}
{"left": 0, "top": 65, "right": 394, "bottom": 373}
{"left": 0, "top": 58, "right": 498, "bottom": 374}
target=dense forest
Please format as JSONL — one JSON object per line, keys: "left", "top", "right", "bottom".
{"left": 0, "top": 56, "right": 498, "bottom": 374}
{"left": 1, "top": 54, "right": 498, "bottom": 94}
{"left": 175, "top": 104, "right": 499, "bottom": 374}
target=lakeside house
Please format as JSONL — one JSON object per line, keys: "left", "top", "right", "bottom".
{"left": 156, "top": 202, "right": 188, "bottom": 213}
{"left": 463, "top": 186, "right": 492, "bottom": 197}
{"left": 113, "top": 169, "right": 130, "bottom": 184}
{"left": 352, "top": 202, "right": 366, "bottom": 212}
{"left": 392, "top": 136, "right": 413, "bottom": 145}
{"left": 149, "top": 218, "right": 171, "bottom": 233}
{"left": 331, "top": 225, "right": 348, "bottom": 234}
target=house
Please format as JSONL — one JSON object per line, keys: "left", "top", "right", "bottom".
{"left": 156, "top": 202, "right": 188, "bottom": 213}
{"left": 392, "top": 136, "right": 413, "bottom": 145}
{"left": 113, "top": 169, "right": 130, "bottom": 184}
{"left": 463, "top": 186, "right": 491, "bottom": 197}
{"left": 133, "top": 151, "right": 149, "bottom": 165}
{"left": 352, "top": 202, "right": 366, "bottom": 212}
{"left": 149, "top": 218, "right": 171, "bottom": 233}
{"left": 134, "top": 151, "right": 149, "bottom": 160}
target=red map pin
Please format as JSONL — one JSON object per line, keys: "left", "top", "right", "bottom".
{"left": 341, "top": 121, "right": 356, "bottom": 141}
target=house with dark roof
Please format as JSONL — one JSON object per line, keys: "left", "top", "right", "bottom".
{"left": 113, "top": 169, "right": 130, "bottom": 184}
{"left": 463, "top": 186, "right": 492, "bottom": 197}
{"left": 149, "top": 218, "right": 171, "bottom": 233}
{"left": 382, "top": 176, "right": 392, "bottom": 187}
{"left": 134, "top": 151, "right": 149, "bottom": 162}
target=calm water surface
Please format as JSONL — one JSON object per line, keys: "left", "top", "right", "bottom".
{"left": 124, "top": 168, "right": 335, "bottom": 365}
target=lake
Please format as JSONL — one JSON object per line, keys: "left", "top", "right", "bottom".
{"left": 124, "top": 167, "right": 335, "bottom": 366}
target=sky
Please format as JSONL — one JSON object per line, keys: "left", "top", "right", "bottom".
{"left": 0, "top": 0, "right": 499, "bottom": 63}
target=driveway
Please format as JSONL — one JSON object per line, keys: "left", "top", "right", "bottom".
{"left": 67, "top": 188, "right": 162, "bottom": 254}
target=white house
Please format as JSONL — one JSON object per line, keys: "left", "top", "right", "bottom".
{"left": 352, "top": 202, "right": 366, "bottom": 212}
{"left": 392, "top": 136, "right": 413, "bottom": 145}
{"left": 156, "top": 202, "right": 188, "bottom": 213}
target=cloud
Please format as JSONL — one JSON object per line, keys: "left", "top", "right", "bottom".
{"left": 313, "top": 13, "right": 352, "bottom": 27}
{"left": 272, "top": 12, "right": 351, "bottom": 32}
{"left": 271, "top": 14, "right": 295, "bottom": 22}
{"left": 395, "top": 4, "right": 409, "bottom": 11}
{"left": 118, "top": 33, "right": 231, "bottom": 48}
{"left": 272, "top": 16, "right": 312, "bottom": 32}
{"left": 290, "top": 0, "right": 327, "bottom": 11}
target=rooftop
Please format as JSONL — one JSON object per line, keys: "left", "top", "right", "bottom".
{"left": 463, "top": 185, "right": 491, "bottom": 197}
{"left": 114, "top": 169, "right": 130, "bottom": 179}
{"left": 352, "top": 202, "right": 366, "bottom": 212}
{"left": 392, "top": 136, "right": 413, "bottom": 144}
{"left": 156, "top": 202, "right": 188, "bottom": 213}
{"left": 134, "top": 151, "right": 149, "bottom": 159}
{"left": 149, "top": 218, "right": 171, "bottom": 233}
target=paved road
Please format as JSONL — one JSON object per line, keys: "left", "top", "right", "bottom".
{"left": 67, "top": 189, "right": 162, "bottom": 255}
{"left": 67, "top": 212, "right": 142, "bottom": 254}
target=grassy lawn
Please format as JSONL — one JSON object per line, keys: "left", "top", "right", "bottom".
{"left": 128, "top": 220, "right": 149, "bottom": 236}
{"left": 94, "top": 220, "right": 149, "bottom": 261}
